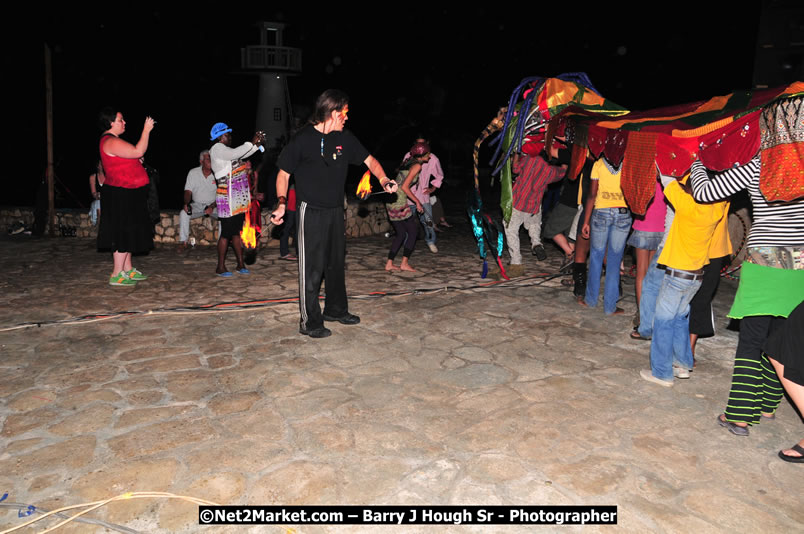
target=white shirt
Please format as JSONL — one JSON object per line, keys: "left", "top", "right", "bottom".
{"left": 209, "top": 142, "right": 259, "bottom": 182}
{"left": 184, "top": 166, "right": 217, "bottom": 206}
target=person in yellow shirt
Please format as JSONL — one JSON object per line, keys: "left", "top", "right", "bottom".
{"left": 640, "top": 176, "right": 729, "bottom": 387}
{"left": 580, "top": 157, "right": 631, "bottom": 315}
{"left": 689, "top": 208, "right": 732, "bottom": 359}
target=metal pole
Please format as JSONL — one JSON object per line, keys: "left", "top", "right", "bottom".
{"left": 45, "top": 43, "right": 55, "bottom": 236}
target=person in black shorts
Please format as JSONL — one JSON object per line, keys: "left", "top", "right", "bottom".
{"left": 270, "top": 89, "right": 397, "bottom": 338}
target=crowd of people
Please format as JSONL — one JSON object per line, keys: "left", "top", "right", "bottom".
{"left": 502, "top": 134, "right": 804, "bottom": 462}
{"left": 92, "top": 90, "right": 803, "bottom": 463}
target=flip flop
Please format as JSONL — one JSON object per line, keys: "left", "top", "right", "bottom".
{"left": 778, "top": 444, "right": 804, "bottom": 463}
{"left": 630, "top": 328, "right": 650, "bottom": 341}
{"left": 717, "top": 414, "right": 749, "bottom": 436}
{"left": 217, "top": 271, "right": 233, "bottom": 278}
{"left": 236, "top": 268, "right": 250, "bottom": 275}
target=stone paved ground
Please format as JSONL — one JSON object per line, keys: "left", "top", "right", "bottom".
{"left": 0, "top": 220, "right": 802, "bottom": 533}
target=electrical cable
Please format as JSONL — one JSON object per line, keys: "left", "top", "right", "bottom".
{"left": 0, "top": 271, "right": 570, "bottom": 333}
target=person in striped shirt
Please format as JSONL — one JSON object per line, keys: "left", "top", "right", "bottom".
{"left": 503, "top": 143, "right": 567, "bottom": 277}
{"left": 689, "top": 156, "right": 804, "bottom": 436}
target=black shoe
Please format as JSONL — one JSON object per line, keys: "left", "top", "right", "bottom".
{"left": 531, "top": 245, "right": 547, "bottom": 260}
{"left": 299, "top": 326, "right": 332, "bottom": 338}
{"left": 322, "top": 312, "right": 361, "bottom": 325}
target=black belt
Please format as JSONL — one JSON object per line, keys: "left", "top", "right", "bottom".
{"left": 665, "top": 268, "right": 703, "bottom": 281}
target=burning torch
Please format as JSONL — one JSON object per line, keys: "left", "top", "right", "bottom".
{"left": 356, "top": 171, "right": 398, "bottom": 200}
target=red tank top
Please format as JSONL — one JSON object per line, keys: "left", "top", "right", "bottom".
{"left": 99, "top": 135, "right": 149, "bottom": 188}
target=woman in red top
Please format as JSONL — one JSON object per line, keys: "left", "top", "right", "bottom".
{"left": 97, "top": 107, "right": 156, "bottom": 286}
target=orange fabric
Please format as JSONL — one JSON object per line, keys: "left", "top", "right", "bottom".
{"left": 760, "top": 95, "right": 804, "bottom": 202}
{"left": 621, "top": 132, "right": 659, "bottom": 215}
{"left": 760, "top": 144, "right": 804, "bottom": 202}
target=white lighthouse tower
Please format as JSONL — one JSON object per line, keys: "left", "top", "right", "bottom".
{"left": 241, "top": 21, "right": 302, "bottom": 150}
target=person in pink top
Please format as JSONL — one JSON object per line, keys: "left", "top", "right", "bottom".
{"left": 626, "top": 177, "right": 667, "bottom": 325}
{"left": 402, "top": 137, "right": 444, "bottom": 253}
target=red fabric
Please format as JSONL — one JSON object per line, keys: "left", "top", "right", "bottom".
{"left": 621, "top": 132, "right": 659, "bottom": 215}
{"left": 288, "top": 187, "right": 297, "bottom": 211}
{"left": 587, "top": 125, "right": 607, "bottom": 157}
{"left": 603, "top": 129, "right": 629, "bottom": 166}
{"left": 698, "top": 110, "right": 761, "bottom": 172}
{"left": 655, "top": 134, "right": 699, "bottom": 177}
{"left": 568, "top": 142, "right": 587, "bottom": 181}
{"left": 99, "top": 136, "right": 149, "bottom": 188}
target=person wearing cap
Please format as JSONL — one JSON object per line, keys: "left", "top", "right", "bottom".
{"left": 209, "top": 122, "right": 265, "bottom": 277}
{"left": 271, "top": 89, "right": 397, "bottom": 338}
{"left": 402, "top": 136, "right": 443, "bottom": 253}
{"left": 385, "top": 141, "right": 431, "bottom": 271}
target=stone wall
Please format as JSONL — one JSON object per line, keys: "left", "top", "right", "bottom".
{"left": 1, "top": 198, "right": 392, "bottom": 245}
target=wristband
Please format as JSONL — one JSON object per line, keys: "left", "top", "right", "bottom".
{"left": 277, "top": 195, "right": 287, "bottom": 205}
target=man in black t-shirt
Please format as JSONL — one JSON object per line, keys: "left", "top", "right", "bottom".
{"left": 271, "top": 89, "right": 397, "bottom": 338}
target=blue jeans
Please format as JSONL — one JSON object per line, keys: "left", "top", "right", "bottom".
{"left": 417, "top": 202, "right": 436, "bottom": 245}
{"left": 649, "top": 271, "right": 700, "bottom": 380}
{"left": 585, "top": 208, "right": 632, "bottom": 314}
{"left": 637, "top": 243, "right": 665, "bottom": 338}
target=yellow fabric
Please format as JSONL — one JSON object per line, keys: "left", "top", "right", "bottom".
{"left": 708, "top": 203, "right": 733, "bottom": 258}
{"left": 591, "top": 159, "right": 626, "bottom": 209}
{"left": 658, "top": 180, "right": 729, "bottom": 271}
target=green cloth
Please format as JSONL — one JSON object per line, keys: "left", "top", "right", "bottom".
{"left": 728, "top": 261, "right": 804, "bottom": 319}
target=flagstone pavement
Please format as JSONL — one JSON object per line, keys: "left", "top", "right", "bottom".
{"left": 0, "top": 220, "right": 801, "bottom": 533}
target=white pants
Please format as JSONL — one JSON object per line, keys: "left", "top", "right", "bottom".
{"left": 504, "top": 207, "right": 542, "bottom": 265}
{"left": 178, "top": 202, "right": 219, "bottom": 243}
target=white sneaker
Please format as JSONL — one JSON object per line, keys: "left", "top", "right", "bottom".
{"left": 427, "top": 243, "right": 438, "bottom": 253}
{"left": 640, "top": 369, "right": 674, "bottom": 387}
{"left": 673, "top": 365, "right": 690, "bottom": 379}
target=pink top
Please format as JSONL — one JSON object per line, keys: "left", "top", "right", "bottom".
{"left": 632, "top": 180, "right": 667, "bottom": 232}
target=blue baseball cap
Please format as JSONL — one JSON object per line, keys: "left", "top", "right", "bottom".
{"left": 210, "top": 122, "right": 232, "bottom": 140}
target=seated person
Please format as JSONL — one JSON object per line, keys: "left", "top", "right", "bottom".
{"left": 178, "top": 150, "right": 218, "bottom": 251}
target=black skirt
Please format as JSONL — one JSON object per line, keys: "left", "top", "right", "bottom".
{"left": 763, "top": 300, "right": 804, "bottom": 386}
{"left": 97, "top": 184, "right": 154, "bottom": 254}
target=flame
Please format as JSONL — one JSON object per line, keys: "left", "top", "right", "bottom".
{"left": 240, "top": 212, "right": 257, "bottom": 249}
{"left": 356, "top": 171, "right": 372, "bottom": 199}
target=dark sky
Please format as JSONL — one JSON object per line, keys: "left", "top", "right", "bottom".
{"left": 19, "top": 4, "right": 764, "bottom": 209}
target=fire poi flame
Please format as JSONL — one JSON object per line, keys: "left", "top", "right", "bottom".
{"left": 356, "top": 170, "right": 372, "bottom": 200}
{"left": 240, "top": 213, "right": 257, "bottom": 249}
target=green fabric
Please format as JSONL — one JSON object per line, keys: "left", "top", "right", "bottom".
{"left": 498, "top": 107, "right": 518, "bottom": 224}
{"left": 728, "top": 261, "right": 804, "bottom": 319}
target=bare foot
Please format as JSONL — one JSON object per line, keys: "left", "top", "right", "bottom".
{"left": 385, "top": 261, "right": 399, "bottom": 271}
{"left": 611, "top": 307, "right": 625, "bottom": 315}
{"left": 400, "top": 262, "right": 417, "bottom": 272}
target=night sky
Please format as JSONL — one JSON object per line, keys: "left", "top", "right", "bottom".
{"left": 19, "top": 4, "right": 763, "bottom": 210}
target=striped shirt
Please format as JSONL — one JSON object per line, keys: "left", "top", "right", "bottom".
{"left": 511, "top": 154, "right": 566, "bottom": 214}
{"left": 689, "top": 156, "right": 804, "bottom": 248}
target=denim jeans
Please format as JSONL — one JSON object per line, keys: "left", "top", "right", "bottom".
{"left": 637, "top": 243, "right": 665, "bottom": 338}
{"left": 584, "top": 208, "right": 632, "bottom": 314}
{"left": 649, "top": 271, "right": 701, "bottom": 380}
{"left": 417, "top": 202, "right": 436, "bottom": 245}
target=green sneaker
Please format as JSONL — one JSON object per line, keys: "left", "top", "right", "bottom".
{"left": 110, "top": 272, "right": 137, "bottom": 286}
{"left": 126, "top": 268, "right": 148, "bottom": 281}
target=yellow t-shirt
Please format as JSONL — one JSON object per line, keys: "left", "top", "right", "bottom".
{"left": 591, "top": 159, "right": 626, "bottom": 209}
{"left": 708, "top": 204, "right": 733, "bottom": 258}
{"left": 658, "top": 180, "right": 729, "bottom": 271}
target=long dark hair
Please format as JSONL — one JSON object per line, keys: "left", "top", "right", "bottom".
{"left": 309, "top": 89, "right": 349, "bottom": 125}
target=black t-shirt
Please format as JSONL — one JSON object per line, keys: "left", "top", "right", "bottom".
{"left": 558, "top": 158, "right": 593, "bottom": 208}
{"left": 277, "top": 124, "right": 370, "bottom": 208}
